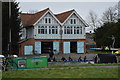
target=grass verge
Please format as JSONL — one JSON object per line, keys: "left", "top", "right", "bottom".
{"left": 2, "top": 67, "right": 119, "bottom": 78}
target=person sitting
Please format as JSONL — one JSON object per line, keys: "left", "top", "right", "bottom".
{"left": 48, "top": 57, "right": 51, "bottom": 62}
{"left": 53, "top": 57, "right": 56, "bottom": 62}
{"left": 61, "top": 57, "right": 67, "bottom": 61}
{"left": 49, "top": 52, "right": 54, "bottom": 58}
{"left": 94, "top": 55, "right": 98, "bottom": 63}
{"left": 68, "top": 56, "right": 73, "bottom": 61}
{"left": 84, "top": 56, "right": 87, "bottom": 62}
{"left": 78, "top": 56, "right": 82, "bottom": 62}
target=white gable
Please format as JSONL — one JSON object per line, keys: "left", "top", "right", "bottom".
{"left": 33, "top": 11, "right": 61, "bottom": 39}
{"left": 34, "top": 11, "right": 61, "bottom": 26}
{"left": 63, "top": 12, "right": 88, "bottom": 27}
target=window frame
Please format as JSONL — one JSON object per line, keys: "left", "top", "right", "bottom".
{"left": 70, "top": 18, "right": 77, "bottom": 24}
{"left": 44, "top": 17, "right": 52, "bottom": 24}
{"left": 49, "top": 26, "right": 58, "bottom": 34}
{"left": 64, "top": 26, "right": 72, "bottom": 34}
{"left": 38, "top": 26, "right": 47, "bottom": 34}
{"left": 74, "top": 26, "right": 82, "bottom": 34}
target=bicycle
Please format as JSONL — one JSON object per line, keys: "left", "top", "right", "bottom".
{"left": 2, "top": 57, "right": 18, "bottom": 71}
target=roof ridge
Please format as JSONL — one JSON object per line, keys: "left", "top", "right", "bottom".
{"left": 25, "top": 8, "right": 49, "bottom": 26}
{"left": 55, "top": 9, "right": 74, "bottom": 15}
{"left": 55, "top": 9, "right": 75, "bottom": 23}
{"left": 35, "top": 8, "right": 49, "bottom": 14}
{"left": 21, "top": 13, "right": 34, "bottom": 15}
{"left": 21, "top": 8, "right": 49, "bottom": 15}
{"left": 21, "top": 8, "right": 76, "bottom": 26}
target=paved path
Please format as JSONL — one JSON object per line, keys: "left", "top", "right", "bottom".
{"left": 47, "top": 66, "right": 120, "bottom": 70}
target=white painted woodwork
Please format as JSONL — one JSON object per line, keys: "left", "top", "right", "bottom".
{"left": 21, "top": 11, "right": 87, "bottom": 40}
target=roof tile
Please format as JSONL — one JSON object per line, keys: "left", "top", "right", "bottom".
{"left": 20, "top": 8, "right": 74, "bottom": 27}
{"left": 20, "top": 8, "right": 49, "bottom": 27}
{"left": 55, "top": 9, "right": 74, "bottom": 23}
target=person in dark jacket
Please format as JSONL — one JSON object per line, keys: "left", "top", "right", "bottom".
{"left": 68, "top": 56, "right": 73, "bottom": 61}
{"left": 48, "top": 57, "right": 51, "bottom": 62}
{"left": 78, "top": 56, "right": 82, "bottom": 62}
{"left": 53, "top": 57, "right": 56, "bottom": 62}
{"left": 94, "top": 55, "right": 98, "bottom": 63}
{"left": 49, "top": 51, "right": 54, "bottom": 58}
{"left": 84, "top": 56, "right": 87, "bottom": 62}
{"left": 61, "top": 57, "right": 67, "bottom": 61}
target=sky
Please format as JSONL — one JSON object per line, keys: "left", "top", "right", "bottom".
{"left": 18, "top": 1, "right": 118, "bottom": 32}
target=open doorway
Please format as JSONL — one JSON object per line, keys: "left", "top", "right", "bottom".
{"left": 70, "top": 41, "right": 77, "bottom": 53}
{"left": 41, "top": 41, "right": 53, "bottom": 54}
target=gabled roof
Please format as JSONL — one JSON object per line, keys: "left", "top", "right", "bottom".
{"left": 20, "top": 13, "right": 33, "bottom": 27}
{"left": 55, "top": 9, "right": 74, "bottom": 23}
{"left": 20, "top": 8, "right": 49, "bottom": 27}
{"left": 20, "top": 8, "right": 88, "bottom": 27}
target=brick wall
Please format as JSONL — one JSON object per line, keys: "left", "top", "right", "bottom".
{"left": 19, "top": 39, "right": 86, "bottom": 56}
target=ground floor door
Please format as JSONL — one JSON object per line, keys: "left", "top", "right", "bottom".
{"left": 64, "top": 41, "right": 70, "bottom": 54}
{"left": 77, "top": 41, "right": 84, "bottom": 53}
{"left": 70, "top": 41, "right": 77, "bottom": 53}
{"left": 41, "top": 41, "right": 53, "bottom": 54}
{"left": 24, "top": 45, "right": 33, "bottom": 55}
{"left": 63, "top": 41, "right": 84, "bottom": 54}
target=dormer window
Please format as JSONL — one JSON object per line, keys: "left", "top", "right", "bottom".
{"left": 70, "top": 18, "right": 77, "bottom": 24}
{"left": 44, "top": 17, "right": 52, "bottom": 24}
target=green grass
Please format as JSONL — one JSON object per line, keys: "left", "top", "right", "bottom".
{"left": 89, "top": 50, "right": 111, "bottom": 54}
{"left": 2, "top": 68, "right": 119, "bottom": 78}
{"left": 2, "top": 63, "right": 120, "bottom": 78}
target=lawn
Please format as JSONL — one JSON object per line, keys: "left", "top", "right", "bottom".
{"left": 2, "top": 64, "right": 120, "bottom": 78}
{"left": 89, "top": 50, "right": 111, "bottom": 54}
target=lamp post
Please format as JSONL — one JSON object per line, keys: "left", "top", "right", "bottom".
{"left": 8, "top": 0, "right": 11, "bottom": 56}
{"left": 60, "top": 26, "right": 63, "bottom": 54}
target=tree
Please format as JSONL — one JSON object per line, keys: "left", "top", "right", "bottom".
{"left": 28, "top": 9, "right": 38, "bottom": 14}
{"left": 101, "top": 5, "right": 118, "bottom": 23}
{"left": 94, "top": 3, "right": 120, "bottom": 48}
{"left": 2, "top": 1, "right": 21, "bottom": 56}
{"left": 94, "top": 21, "right": 120, "bottom": 48}
{"left": 87, "top": 10, "right": 100, "bottom": 32}
{"left": 118, "top": 1, "right": 120, "bottom": 19}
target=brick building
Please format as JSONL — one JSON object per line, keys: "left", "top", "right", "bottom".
{"left": 19, "top": 8, "right": 88, "bottom": 56}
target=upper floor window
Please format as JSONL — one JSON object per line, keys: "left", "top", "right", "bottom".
{"left": 70, "top": 18, "right": 77, "bottom": 24}
{"left": 74, "top": 26, "right": 82, "bottom": 34}
{"left": 38, "top": 26, "right": 47, "bottom": 34}
{"left": 49, "top": 26, "right": 58, "bottom": 34}
{"left": 38, "top": 26, "right": 58, "bottom": 34}
{"left": 64, "top": 26, "right": 72, "bottom": 34}
{"left": 44, "top": 17, "right": 52, "bottom": 24}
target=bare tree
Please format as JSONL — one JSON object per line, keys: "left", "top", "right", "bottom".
{"left": 87, "top": 10, "right": 99, "bottom": 31}
{"left": 101, "top": 5, "right": 118, "bottom": 23}
{"left": 118, "top": 1, "right": 120, "bottom": 19}
{"left": 28, "top": 10, "right": 38, "bottom": 14}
